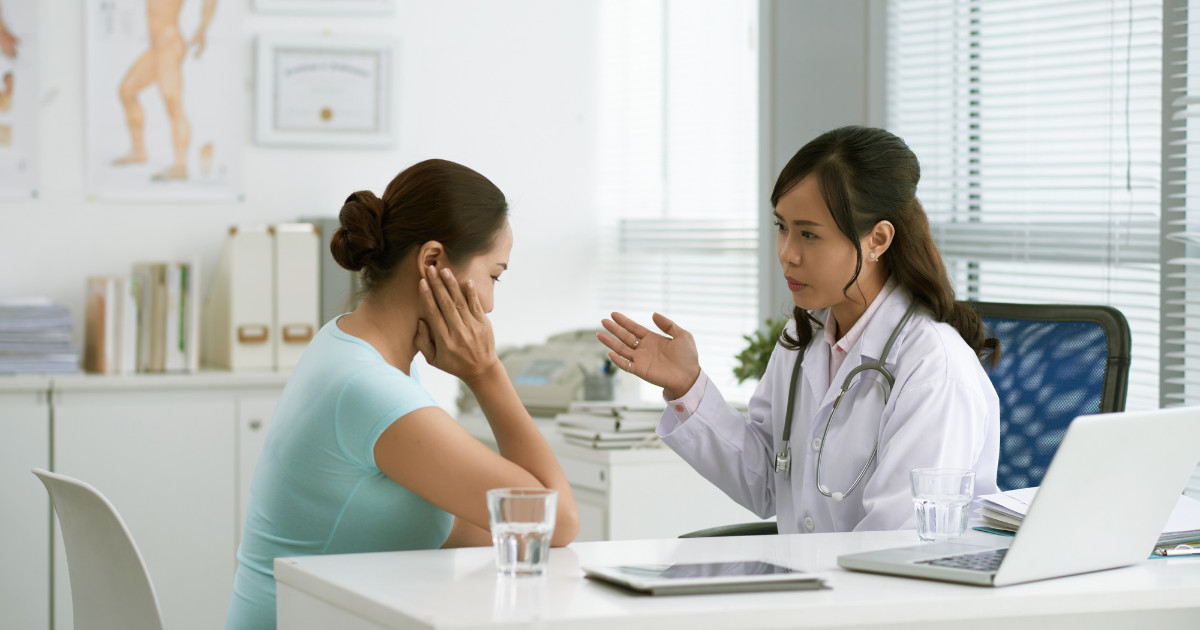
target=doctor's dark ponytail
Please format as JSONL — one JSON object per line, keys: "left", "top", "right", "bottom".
{"left": 771, "top": 126, "right": 999, "bottom": 367}
{"left": 330, "top": 159, "right": 509, "bottom": 296}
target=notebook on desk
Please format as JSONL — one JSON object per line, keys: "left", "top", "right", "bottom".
{"left": 838, "top": 406, "right": 1200, "bottom": 587}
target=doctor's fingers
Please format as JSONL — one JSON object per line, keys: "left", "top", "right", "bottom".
{"left": 605, "top": 350, "right": 641, "bottom": 378}
{"left": 597, "top": 326, "right": 633, "bottom": 359}
{"left": 600, "top": 317, "right": 649, "bottom": 354}
{"left": 651, "top": 312, "right": 690, "bottom": 340}
{"left": 610, "top": 312, "right": 657, "bottom": 342}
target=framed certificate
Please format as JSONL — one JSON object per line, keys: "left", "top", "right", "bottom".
{"left": 255, "top": 34, "right": 395, "bottom": 148}
{"left": 253, "top": 0, "right": 393, "bottom": 15}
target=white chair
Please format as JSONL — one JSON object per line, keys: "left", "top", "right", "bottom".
{"left": 32, "top": 468, "right": 164, "bottom": 630}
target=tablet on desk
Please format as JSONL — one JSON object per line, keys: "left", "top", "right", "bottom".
{"left": 582, "top": 560, "right": 827, "bottom": 595}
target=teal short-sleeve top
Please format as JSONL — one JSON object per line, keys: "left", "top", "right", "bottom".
{"left": 225, "top": 317, "right": 453, "bottom": 629}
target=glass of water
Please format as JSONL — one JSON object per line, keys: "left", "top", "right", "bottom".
{"left": 910, "top": 468, "right": 975, "bottom": 542}
{"left": 486, "top": 488, "right": 558, "bottom": 576}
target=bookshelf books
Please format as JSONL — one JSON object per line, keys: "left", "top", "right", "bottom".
{"left": 83, "top": 277, "right": 136, "bottom": 374}
{"left": 84, "top": 262, "right": 198, "bottom": 375}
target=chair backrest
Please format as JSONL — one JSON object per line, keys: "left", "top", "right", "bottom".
{"left": 32, "top": 468, "right": 164, "bottom": 630}
{"left": 967, "top": 302, "right": 1131, "bottom": 491}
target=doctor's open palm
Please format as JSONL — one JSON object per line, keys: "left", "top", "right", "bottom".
{"left": 599, "top": 312, "right": 701, "bottom": 400}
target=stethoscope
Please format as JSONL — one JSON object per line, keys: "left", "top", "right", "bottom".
{"left": 774, "top": 302, "right": 919, "bottom": 501}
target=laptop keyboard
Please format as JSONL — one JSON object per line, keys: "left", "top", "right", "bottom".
{"left": 916, "top": 548, "right": 1008, "bottom": 572}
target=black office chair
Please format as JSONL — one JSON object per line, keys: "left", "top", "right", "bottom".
{"left": 681, "top": 301, "right": 1132, "bottom": 538}
{"left": 969, "top": 301, "right": 1131, "bottom": 491}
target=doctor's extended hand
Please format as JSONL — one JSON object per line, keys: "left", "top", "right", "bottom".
{"left": 599, "top": 312, "right": 701, "bottom": 400}
{"left": 414, "top": 265, "right": 499, "bottom": 386}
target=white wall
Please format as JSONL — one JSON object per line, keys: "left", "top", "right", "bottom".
{"left": 757, "top": 0, "right": 885, "bottom": 323}
{"left": 2, "top": 0, "right": 602, "bottom": 407}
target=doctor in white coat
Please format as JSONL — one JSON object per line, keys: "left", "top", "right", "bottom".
{"left": 599, "top": 126, "right": 1001, "bottom": 534}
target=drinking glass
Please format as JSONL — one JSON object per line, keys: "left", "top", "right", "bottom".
{"left": 486, "top": 488, "right": 558, "bottom": 576}
{"left": 910, "top": 468, "right": 974, "bottom": 542}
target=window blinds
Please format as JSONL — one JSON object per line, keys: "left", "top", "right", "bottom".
{"left": 1162, "top": 0, "right": 1200, "bottom": 409}
{"left": 596, "top": 0, "right": 759, "bottom": 401}
{"left": 887, "top": 0, "right": 1164, "bottom": 411}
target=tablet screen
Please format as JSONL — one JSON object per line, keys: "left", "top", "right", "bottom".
{"left": 613, "top": 561, "right": 801, "bottom": 580}
{"left": 583, "top": 560, "right": 825, "bottom": 595}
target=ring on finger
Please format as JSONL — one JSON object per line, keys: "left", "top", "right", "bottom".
{"left": 632, "top": 337, "right": 641, "bottom": 349}
{"left": 627, "top": 357, "right": 633, "bottom": 371}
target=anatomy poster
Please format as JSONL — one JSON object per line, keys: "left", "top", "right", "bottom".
{"left": 0, "top": 0, "right": 38, "bottom": 199}
{"left": 86, "top": 0, "right": 243, "bottom": 201}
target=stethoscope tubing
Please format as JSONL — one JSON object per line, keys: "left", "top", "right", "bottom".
{"left": 775, "top": 302, "right": 919, "bottom": 502}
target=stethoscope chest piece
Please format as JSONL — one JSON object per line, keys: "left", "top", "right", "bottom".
{"left": 774, "top": 442, "right": 792, "bottom": 479}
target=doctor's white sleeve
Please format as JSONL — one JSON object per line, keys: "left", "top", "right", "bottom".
{"left": 657, "top": 370, "right": 779, "bottom": 519}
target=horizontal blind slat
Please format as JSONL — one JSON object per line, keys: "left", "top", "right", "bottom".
{"left": 889, "top": 0, "right": 1164, "bottom": 408}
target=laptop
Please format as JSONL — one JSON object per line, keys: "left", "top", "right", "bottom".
{"left": 838, "top": 406, "right": 1200, "bottom": 587}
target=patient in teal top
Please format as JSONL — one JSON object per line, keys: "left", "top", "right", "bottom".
{"left": 225, "top": 160, "right": 580, "bottom": 629}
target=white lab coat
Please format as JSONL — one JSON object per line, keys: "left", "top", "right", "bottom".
{"left": 658, "top": 288, "right": 999, "bottom": 534}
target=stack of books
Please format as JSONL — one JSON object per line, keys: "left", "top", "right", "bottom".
{"left": 976, "top": 486, "right": 1200, "bottom": 553}
{"left": 553, "top": 401, "right": 665, "bottom": 450}
{"left": 0, "top": 298, "right": 80, "bottom": 374}
{"left": 84, "top": 261, "right": 199, "bottom": 374}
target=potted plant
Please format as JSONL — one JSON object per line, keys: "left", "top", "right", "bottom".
{"left": 732, "top": 316, "right": 787, "bottom": 384}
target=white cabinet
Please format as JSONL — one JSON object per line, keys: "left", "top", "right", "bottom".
{"left": 460, "top": 414, "right": 764, "bottom": 541}
{"left": 0, "top": 377, "right": 52, "bottom": 630}
{"left": 558, "top": 444, "right": 765, "bottom": 541}
{"left": 50, "top": 373, "right": 286, "bottom": 630}
{"left": 236, "top": 395, "right": 278, "bottom": 549}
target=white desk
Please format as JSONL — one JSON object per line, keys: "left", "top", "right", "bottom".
{"left": 275, "top": 530, "right": 1200, "bottom": 629}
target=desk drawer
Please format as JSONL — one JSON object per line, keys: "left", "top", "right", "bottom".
{"left": 561, "top": 458, "right": 609, "bottom": 492}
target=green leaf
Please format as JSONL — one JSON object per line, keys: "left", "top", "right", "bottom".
{"left": 732, "top": 316, "right": 787, "bottom": 384}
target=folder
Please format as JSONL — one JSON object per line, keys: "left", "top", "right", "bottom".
{"left": 977, "top": 486, "right": 1200, "bottom": 546}
{"left": 202, "top": 226, "right": 275, "bottom": 370}
{"left": 273, "top": 223, "right": 320, "bottom": 370}
{"left": 302, "top": 216, "right": 363, "bottom": 325}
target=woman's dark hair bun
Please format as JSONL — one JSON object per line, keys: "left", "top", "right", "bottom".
{"left": 330, "top": 159, "right": 508, "bottom": 294}
{"left": 330, "top": 190, "right": 387, "bottom": 272}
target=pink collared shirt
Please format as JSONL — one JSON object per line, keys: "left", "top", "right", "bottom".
{"left": 666, "top": 372, "right": 709, "bottom": 421}
{"left": 823, "top": 279, "right": 896, "bottom": 386}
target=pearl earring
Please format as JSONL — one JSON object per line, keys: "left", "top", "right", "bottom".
{"left": 868, "top": 252, "right": 876, "bottom": 260}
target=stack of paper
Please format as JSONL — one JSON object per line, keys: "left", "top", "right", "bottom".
{"left": 554, "top": 401, "right": 665, "bottom": 450}
{"left": 0, "top": 298, "right": 80, "bottom": 373}
{"left": 977, "top": 486, "right": 1200, "bottom": 545}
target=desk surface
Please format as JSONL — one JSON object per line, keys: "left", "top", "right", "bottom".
{"left": 275, "top": 530, "right": 1200, "bottom": 630}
